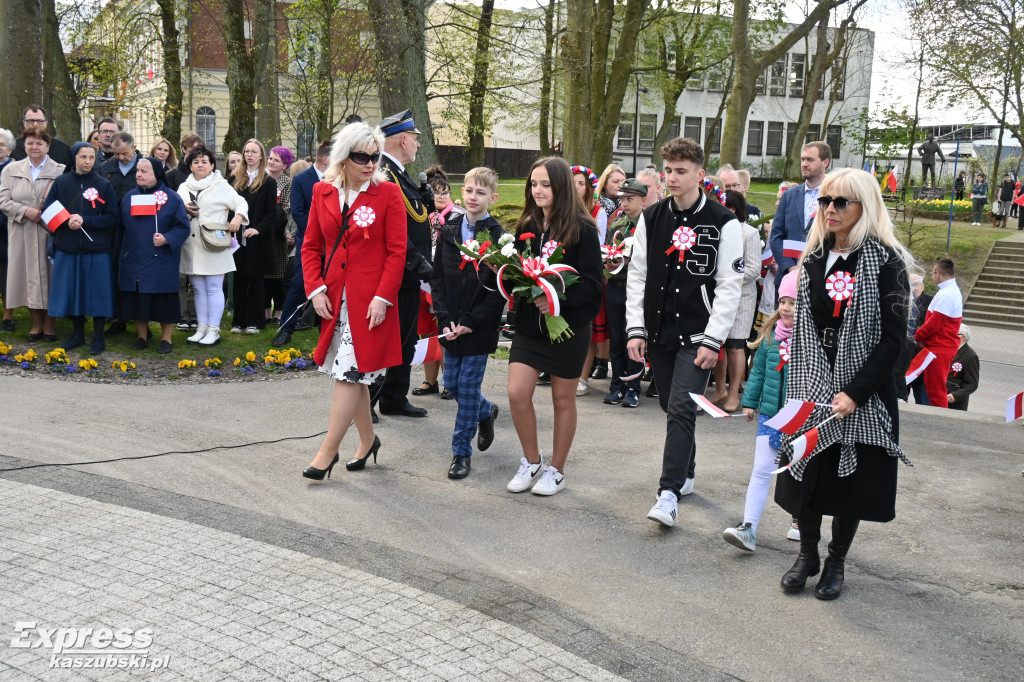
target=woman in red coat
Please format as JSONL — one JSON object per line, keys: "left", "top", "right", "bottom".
{"left": 301, "top": 122, "right": 406, "bottom": 480}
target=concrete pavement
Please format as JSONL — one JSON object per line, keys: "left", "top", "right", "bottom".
{"left": 1, "top": 362, "right": 1022, "bottom": 680}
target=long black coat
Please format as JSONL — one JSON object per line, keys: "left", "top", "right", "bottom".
{"left": 430, "top": 216, "right": 506, "bottom": 356}
{"left": 946, "top": 343, "right": 980, "bottom": 411}
{"left": 232, "top": 175, "right": 278, "bottom": 276}
{"left": 776, "top": 247, "right": 909, "bottom": 523}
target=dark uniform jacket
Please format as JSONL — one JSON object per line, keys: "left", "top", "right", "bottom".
{"left": 946, "top": 342, "right": 979, "bottom": 411}
{"left": 380, "top": 153, "right": 432, "bottom": 289}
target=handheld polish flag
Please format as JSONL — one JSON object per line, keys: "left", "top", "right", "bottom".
{"left": 1007, "top": 391, "right": 1024, "bottom": 423}
{"left": 764, "top": 399, "right": 821, "bottom": 435}
{"left": 411, "top": 336, "right": 442, "bottom": 366}
{"left": 782, "top": 240, "right": 806, "bottom": 260}
{"left": 769, "top": 414, "right": 838, "bottom": 475}
{"left": 41, "top": 200, "right": 70, "bottom": 233}
{"left": 689, "top": 393, "right": 744, "bottom": 418}
{"left": 130, "top": 194, "right": 158, "bottom": 216}
{"left": 905, "top": 349, "right": 936, "bottom": 385}
{"left": 761, "top": 243, "right": 775, "bottom": 266}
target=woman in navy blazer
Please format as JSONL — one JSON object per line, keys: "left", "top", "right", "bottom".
{"left": 300, "top": 122, "right": 406, "bottom": 480}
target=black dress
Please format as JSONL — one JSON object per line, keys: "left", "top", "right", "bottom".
{"left": 508, "top": 221, "right": 604, "bottom": 378}
{"left": 775, "top": 247, "right": 909, "bottom": 522}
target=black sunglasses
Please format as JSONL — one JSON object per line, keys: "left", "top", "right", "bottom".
{"left": 816, "top": 195, "right": 862, "bottom": 212}
{"left": 348, "top": 151, "right": 380, "bottom": 165}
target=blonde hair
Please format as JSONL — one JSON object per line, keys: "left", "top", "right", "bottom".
{"left": 289, "top": 159, "right": 310, "bottom": 177}
{"left": 464, "top": 166, "right": 499, "bottom": 194}
{"left": 748, "top": 310, "right": 781, "bottom": 350}
{"left": 325, "top": 121, "right": 387, "bottom": 187}
{"left": 149, "top": 137, "right": 177, "bottom": 167}
{"left": 801, "top": 168, "right": 914, "bottom": 272}
{"left": 231, "top": 139, "right": 268, "bottom": 193}
{"left": 595, "top": 163, "right": 626, "bottom": 200}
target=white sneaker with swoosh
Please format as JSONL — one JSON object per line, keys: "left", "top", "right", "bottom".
{"left": 531, "top": 466, "right": 565, "bottom": 496}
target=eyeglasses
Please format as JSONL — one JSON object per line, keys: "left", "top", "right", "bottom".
{"left": 434, "top": 191, "right": 451, "bottom": 197}
{"left": 348, "top": 151, "right": 380, "bottom": 165}
{"left": 816, "top": 196, "right": 862, "bottom": 212}
{"left": 23, "top": 119, "right": 46, "bottom": 125}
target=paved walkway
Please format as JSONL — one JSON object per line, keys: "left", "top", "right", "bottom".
{"left": 956, "top": 325, "right": 1023, "bottom": 417}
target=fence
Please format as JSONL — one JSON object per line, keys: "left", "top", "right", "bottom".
{"left": 435, "top": 146, "right": 543, "bottom": 180}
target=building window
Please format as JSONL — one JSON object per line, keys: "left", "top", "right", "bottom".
{"left": 826, "top": 125, "right": 842, "bottom": 158}
{"left": 805, "top": 123, "right": 821, "bottom": 143}
{"left": 766, "top": 121, "right": 784, "bottom": 156}
{"left": 196, "top": 107, "right": 216, "bottom": 152}
{"left": 707, "top": 68, "right": 726, "bottom": 92}
{"left": 705, "top": 118, "right": 721, "bottom": 154}
{"left": 747, "top": 120, "right": 764, "bottom": 156}
{"left": 790, "top": 54, "right": 806, "bottom": 97}
{"left": 832, "top": 66, "right": 846, "bottom": 101}
{"left": 683, "top": 116, "right": 701, "bottom": 141}
{"left": 638, "top": 114, "right": 658, "bottom": 150}
{"left": 769, "top": 56, "right": 787, "bottom": 96}
{"left": 618, "top": 115, "right": 634, "bottom": 149}
{"left": 755, "top": 69, "right": 766, "bottom": 95}
{"left": 668, "top": 116, "right": 681, "bottom": 139}
{"left": 686, "top": 73, "right": 703, "bottom": 91}
{"left": 296, "top": 119, "right": 315, "bottom": 159}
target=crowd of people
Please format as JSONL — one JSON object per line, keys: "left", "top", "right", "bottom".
{"left": 1, "top": 104, "right": 981, "bottom": 602}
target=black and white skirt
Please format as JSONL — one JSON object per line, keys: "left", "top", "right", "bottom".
{"left": 318, "top": 291, "right": 385, "bottom": 385}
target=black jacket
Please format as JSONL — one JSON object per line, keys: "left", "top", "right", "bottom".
{"left": 231, "top": 174, "right": 279, "bottom": 276}
{"left": 45, "top": 169, "right": 119, "bottom": 255}
{"left": 430, "top": 215, "right": 506, "bottom": 356}
{"left": 508, "top": 219, "right": 604, "bottom": 339}
{"left": 165, "top": 158, "right": 190, "bottom": 194}
{"left": 380, "top": 154, "right": 433, "bottom": 289}
{"left": 946, "top": 342, "right": 979, "bottom": 411}
{"left": 99, "top": 151, "right": 144, "bottom": 203}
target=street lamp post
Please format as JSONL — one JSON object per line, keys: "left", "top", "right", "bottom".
{"left": 631, "top": 71, "right": 648, "bottom": 177}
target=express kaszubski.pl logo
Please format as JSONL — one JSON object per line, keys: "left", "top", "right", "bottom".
{"left": 11, "top": 622, "right": 170, "bottom": 671}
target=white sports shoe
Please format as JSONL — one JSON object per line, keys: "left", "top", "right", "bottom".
{"left": 576, "top": 380, "right": 590, "bottom": 396}
{"left": 186, "top": 323, "right": 208, "bottom": 344}
{"left": 507, "top": 456, "right": 544, "bottom": 493}
{"left": 531, "top": 466, "right": 565, "bottom": 496}
{"left": 787, "top": 521, "right": 801, "bottom": 541}
{"left": 723, "top": 522, "right": 757, "bottom": 552}
{"left": 646, "top": 490, "right": 678, "bottom": 527}
{"left": 199, "top": 326, "right": 221, "bottom": 346}
{"left": 679, "top": 477, "right": 695, "bottom": 496}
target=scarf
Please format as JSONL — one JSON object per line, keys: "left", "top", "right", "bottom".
{"left": 598, "top": 193, "right": 619, "bottom": 216}
{"left": 782, "top": 237, "right": 912, "bottom": 480}
{"left": 774, "top": 318, "right": 793, "bottom": 342}
{"left": 185, "top": 170, "right": 220, "bottom": 194}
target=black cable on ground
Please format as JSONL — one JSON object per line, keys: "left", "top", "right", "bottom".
{"left": 0, "top": 431, "right": 329, "bottom": 472}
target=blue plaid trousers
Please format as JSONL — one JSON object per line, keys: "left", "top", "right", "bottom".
{"left": 443, "top": 350, "right": 493, "bottom": 456}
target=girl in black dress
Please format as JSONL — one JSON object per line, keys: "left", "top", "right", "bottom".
{"left": 504, "top": 157, "right": 603, "bottom": 496}
{"left": 776, "top": 168, "right": 914, "bottom": 600}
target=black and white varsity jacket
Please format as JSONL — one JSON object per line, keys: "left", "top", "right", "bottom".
{"left": 625, "top": 191, "right": 744, "bottom": 352}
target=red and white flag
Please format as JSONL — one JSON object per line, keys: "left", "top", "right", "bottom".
{"left": 782, "top": 240, "right": 806, "bottom": 259}
{"left": 1007, "top": 391, "right": 1024, "bottom": 423}
{"left": 411, "top": 336, "right": 442, "bottom": 366}
{"left": 130, "top": 194, "right": 158, "bottom": 216}
{"left": 770, "top": 426, "right": 822, "bottom": 475}
{"left": 764, "top": 399, "right": 816, "bottom": 435}
{"left": 761, "top": 244, "right": 775, "bottom": 266}
{"left": 688, "top": 393, "right": 741, "bottom": 418}
{"left": 41, "top": 200, "right": 71, "bottom": 233}
{"left": 905, "top": 349, "right": 936, "bottom": 384}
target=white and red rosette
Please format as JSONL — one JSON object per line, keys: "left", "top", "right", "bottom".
{"left": 775, "top": 338, "right": 791, "bottom": 371}
{"left": 952, "top": 362, "right": 963, "bottom": 375}
{"left": 459, "top": 239, "right": 480, "bottom": 270}
{"left": 540, "top": 239, "right": 559, "bottom": 261}
{"left": 153, "top": 191, "right": 169, "bottom": 211}
{"left": 82, "top": 187, "right": 106, "bottom": 209}
{"left": 601, "top": 243, "right": 626, "bottom": 275}
{"left": 276, "top": 186, "right": 282, "bottom": 204}
{"left": 825, "top": 270, "right": 856, "bottom": 317}
{"left": 664, "top": 225, "right": 696, "bottom": 262}
{"left": 352, "top": 206, "right": 375, "bottom": 238}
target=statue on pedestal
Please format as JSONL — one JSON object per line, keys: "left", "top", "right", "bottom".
{"left": 917, "top": 135, "right": 945, "bottom": 186}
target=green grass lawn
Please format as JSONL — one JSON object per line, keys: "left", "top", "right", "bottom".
{"left": 896, "top": 219, "right": 1008, "bottom": 295}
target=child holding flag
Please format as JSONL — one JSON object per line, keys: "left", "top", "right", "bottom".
{"left": 723, "top": 270, "right": 799, "bottom": 552}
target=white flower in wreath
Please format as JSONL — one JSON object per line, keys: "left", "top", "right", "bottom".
{"left": 498, "top": 232, "right": 515, "bottom": 245}
{"left": 352, "top": 206, "right": 376, "bottom": 228}
{"left": 500, "top": 242, "right": 516, "bottom": 257}
{"left": 621, "top": 236, "right": 635, "bottom": 258}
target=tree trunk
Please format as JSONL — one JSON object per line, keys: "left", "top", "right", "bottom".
{"left": 253, "top": 0, "right": 280, "bottom": 145}
{"left": 467, "top": 0, "right": 495, "bottom": 167}
{"left": 223, "top": 0, "right": 256, "bottom": 155}
{"left": 561, "top": 0, "right": 594, "bottom": 163}
{"left": 538, "top": 0, "right": 556, "bottom": 156}
{"left": 367, "top": 0, "right": 436, "bottom": 170}
{"left": 157, "top": 0, "right": 183, "bottom": 145}
{"left": 314, "top": 0, "right": 333, "bottom": 138}
{"left": 783, "top": 17, "right": 829, "bottom": 179}
{"left": 704, "top": 67, "right": 733, "bottom": 157}
{"left": 903, "top": 49, "right": 923, "bottom": 199}
{"left": 40, "top": 0, "right": 79, "bottom": 141}
{"left": 0, "top": 0, "right": 43, "bottom": 132}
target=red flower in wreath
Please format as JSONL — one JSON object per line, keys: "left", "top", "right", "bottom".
{"left": 519, "top": 232, "right": 536, "bottom": 240}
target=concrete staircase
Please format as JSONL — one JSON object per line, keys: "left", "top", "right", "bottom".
{"left": 963, "top": 238, "right": 1024, "bottom": 332}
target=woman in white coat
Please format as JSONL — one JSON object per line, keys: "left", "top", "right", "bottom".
{"left": 175, "top": 146, "right": 248, "bottom": 346}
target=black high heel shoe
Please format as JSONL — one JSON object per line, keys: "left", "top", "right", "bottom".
{"left": 346, "top": 436, "right": 382, "bottom": 471}
{"left": 302, "top": 453, "right": 340, "bottom": 480}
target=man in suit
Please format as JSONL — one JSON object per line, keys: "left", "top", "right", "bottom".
{"left": 769, "top": 141, "right": 831, "bottom": 295}
{"left": 273, "top": 139, "right": 332, "bottom": 347}
{"left": 10, "top": 104, "right": 71, "bottom": 171}
{"left": 375, "top": 109, "right": 434, "bottom": 418}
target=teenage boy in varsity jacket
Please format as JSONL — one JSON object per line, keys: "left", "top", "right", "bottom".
{"left": 625, "top": 137, "right": 744, "bottom": 527}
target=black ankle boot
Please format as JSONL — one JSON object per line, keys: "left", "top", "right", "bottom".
{"left": 782, "top": 510, "right": 821, "bottom": 592}
{"left": 590, "top": 358, "right": 609, "bottom": 380}
{"left": 815, "top": 516, "right": 859, "bottom": 600}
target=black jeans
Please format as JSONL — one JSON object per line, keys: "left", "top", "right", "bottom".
{"left": 647, "top": 343, "right": 709, "bottom": 499}
{"left": 375, "top": 286, "right": 420, "bottom": 409}
{"left": 605, "top": 282, "right": 642, "bottom": 395}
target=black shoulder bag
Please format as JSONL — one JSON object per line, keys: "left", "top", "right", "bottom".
{"left": 299, "top": 202, "right": 350, "bottom": 328}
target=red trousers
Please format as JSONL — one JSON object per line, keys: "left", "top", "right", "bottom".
{"left": 922, "top": 352, "right": 954, "bottom": 408}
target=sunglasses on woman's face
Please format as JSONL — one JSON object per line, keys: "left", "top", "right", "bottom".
{"left": 348, "top": 151, "right": 380, "bottom": 165}
{"left": 816, "top": 195, "right": 862, "bottom": 212}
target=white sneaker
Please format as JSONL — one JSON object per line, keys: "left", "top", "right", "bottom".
{"left": 646, "top": 490, "right": 678, "bottom": 527}
{"left": 576, "top": 380, "right": 590, "bottom": 397}
{"left": 199, "top": 326, "right": 221, "bottom": 346}
{"left": 723, "top": 522, "right": 757, "bottom": 551}
{"left": 787, "top": 521, "right": 801, "bottom": 541}
{"left": 679, "top": 477, "right": 695, "bottom": 496}
{"left": 230, "top": 326, "right": 243, "bottom": 334}
{"left": 245, "top": 326, "right": 259, "bottom": 335}
{"left": 186, "top": 323, "right": 208, "bottom": 344}
{"left": 531, "top": 466, "right": 565, "bottom": 496}
{"left": 507, "top": 456, "right": 544, "bottom": 493}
